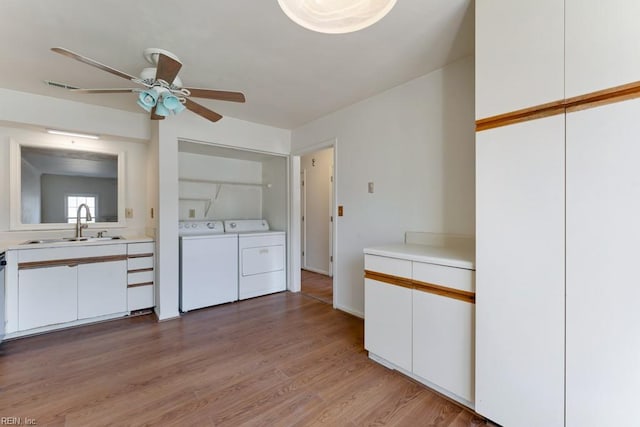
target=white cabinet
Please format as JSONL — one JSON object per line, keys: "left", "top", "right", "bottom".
{"left": 475, "top": 0, "right": 564, "bottom": 119}
{"left": 78, "top": 260, "right": 127, "bottom": 319}
{"left": 127, "top": 242, "right": 155, "bottom": 311}
{"left": 364, "top": 278, "right": 412, "bottom": 372}
{"left": 413, "top": 291, "right": 474, "bottom": 403}
{"left": 18, "top": 265, "right": 77, "bottom": 330}
{"left": 565, "top": 0, "right": 640, "bottom": 98}
{"left": 565, "top": 100, "right": 640, "bottom": 427}
{"left": 364, "top": 250, "right": 475, "bottom": 407}
{"left": 475, "top": 116, "right": 565, "bottom": 427}
{"left": 15, "top": 244, "right": 128, "bottom": 332}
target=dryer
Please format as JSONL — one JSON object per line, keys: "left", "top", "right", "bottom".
{"left": 179, "top": 220, "right": 238, "bottom": 311}
{"left": 224, "top": 220, "right": 286, "bottom": 300}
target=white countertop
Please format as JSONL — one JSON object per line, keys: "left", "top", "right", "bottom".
{"left": 1, "top": 236, "right": 153, "bottom": 253}
{"left": 364, "top": 243, "right": 475, "bottom": 270}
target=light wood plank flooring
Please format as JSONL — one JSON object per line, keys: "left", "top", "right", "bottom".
{"left": 0, "top": 292, "right": 486, "bottom": 426}
{"left": 301, "top": 269, "right": 333, "bottom": 305}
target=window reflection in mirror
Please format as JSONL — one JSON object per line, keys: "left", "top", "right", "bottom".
{"left": 20, "top": 146, "right": 118, "bottom": 224}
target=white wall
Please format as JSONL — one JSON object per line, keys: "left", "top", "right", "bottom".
{"left": 262, "top": 156, "right": 288, "bottom": 232}
{"left": 301, "top": 147, "right": 333, "bottom": 275}
{"left": 0, "top": 88, "right": 149, "bottom": 141}
{"left": 291, "top": 55, "right": 476, "bottom": 317}
{"left": 178, "top": 152, "right": 263, "bottom": 220}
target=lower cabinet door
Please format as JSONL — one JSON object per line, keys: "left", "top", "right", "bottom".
{"left": 413, "top": 290, "right": 475, "bottom": 403}
{"left": 364, "top": 278, "right": 412, "bottom": 371}
{"left": 19, "top": 265, "right": 78, "bottom": 330}
{"left": 78, "top": 260, "right": 127, "bottom": 319}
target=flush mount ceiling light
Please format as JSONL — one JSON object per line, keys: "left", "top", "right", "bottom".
{"left": 277, "top": 0, "right": 397, "bottom": 34}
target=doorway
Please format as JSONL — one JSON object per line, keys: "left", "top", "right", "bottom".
{"left": 300, "top": 146, "right": 334, "bottom": 305}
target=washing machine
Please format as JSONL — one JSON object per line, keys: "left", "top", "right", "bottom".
{"left": 179, "top": 220, "right": 238, "bottom": 311}
{"left": 224, "top": 219, "right": 286, "bottom": 300}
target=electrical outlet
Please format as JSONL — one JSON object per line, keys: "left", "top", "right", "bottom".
{"left": 189, "top": 209, "right": 196, "bottom": 218}
{"left": 125, "top": 208, "right": 133, "bottom": 219}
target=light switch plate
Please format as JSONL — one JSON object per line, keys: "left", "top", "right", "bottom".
{"left": 189, "top": 209, "right": 196, "bottom": 218}
{"left": 125, "top": 208, "right": 133, "bottom": 218}
{"left": 368, "top": 182, "right": 374, "bottom": 193}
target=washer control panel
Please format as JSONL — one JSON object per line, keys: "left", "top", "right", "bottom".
{"left": 178, "top": 220, "right": 225, "bottom": 236}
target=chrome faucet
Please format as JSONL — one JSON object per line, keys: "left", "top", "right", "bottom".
{"left": 76, "top": 203, "right": 92, "bottom": 238}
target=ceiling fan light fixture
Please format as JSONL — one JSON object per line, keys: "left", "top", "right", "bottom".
{"left": 162, "top": 93, "right": 182, "bottom": 111}
{"left": 137, "top": 88, "right": 158, "bottom": 112}
{"left": 50, "top": 47, "right": 245, "bottom": 123}
{"left": 154, "top": 102, "right": 170, "bottom": 117}
{"left": 277, "top": 0, "right": 397, "bottom": 34}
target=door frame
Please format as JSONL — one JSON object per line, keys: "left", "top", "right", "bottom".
{"left": 300, "top": 169, "right": 307, "bottom": 270}
{"left": 290, "top": 138, "right": 337, "bottom": 308}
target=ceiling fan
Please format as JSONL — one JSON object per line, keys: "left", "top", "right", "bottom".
{"left": 50, "top": 47, "right": 246, "bottom": 123}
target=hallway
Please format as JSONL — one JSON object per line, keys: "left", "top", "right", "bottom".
{"left": 301, "top": 269, "right": 332, "bottom": 305}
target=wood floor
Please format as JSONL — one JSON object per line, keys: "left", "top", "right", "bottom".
{"left": 301, "top": 269, "right": 333, "bottom": 305}
{"left": 0, "top": 292, "right": 486, "bottom": 426}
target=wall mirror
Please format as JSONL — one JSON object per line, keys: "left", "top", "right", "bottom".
{"left": 10, "top": 138, "right": 126, "bottom": 230}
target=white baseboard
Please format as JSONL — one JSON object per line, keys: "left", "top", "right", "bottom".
{"left": 335, "top": 304, "right": 364, "bottom": 319}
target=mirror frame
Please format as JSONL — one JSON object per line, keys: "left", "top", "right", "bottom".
{"left": 9, "top": 138, "right": 126, "bottom": 231}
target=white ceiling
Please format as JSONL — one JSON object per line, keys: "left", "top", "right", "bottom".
{"left": 0, "top": 0, "right": 474, "bottom": 130}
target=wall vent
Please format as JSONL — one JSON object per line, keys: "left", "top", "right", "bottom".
{"left": 44, "top": 80, "right": 79, "bottom": 90}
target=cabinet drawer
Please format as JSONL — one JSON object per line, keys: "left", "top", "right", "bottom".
{"left": 128, "top": 255, "right": 154, "bottom": 271}
{"left": 128, "top": 285, "right": 154, "bottom": 311}
{"left": 364, "top": 255, "right": 411, "bottom": 278}
{"left": 127, "top": 242, "right": 154, "bottom": 256}
{"left": 413, "top": 262, "right": 475, "bottom": 293}
{"left": 128, "top": 270, "right": 154, "bottom": 286}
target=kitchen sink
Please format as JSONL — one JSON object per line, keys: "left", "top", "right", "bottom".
{"left": 21, "top": 236, "right": 125, "bottom": 245}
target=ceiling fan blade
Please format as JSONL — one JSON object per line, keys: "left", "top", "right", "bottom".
{"left": 70, "top": 88, "right": 136, "bottom": 94}
{"left": 184, "top": 99, "right": 223, "bottom": 122}
{"left": 51, "top": 47, "right": 138, "bottom": 82}
{"left": 155, "top": 53, "right": 182, "bottom": 85}
{"left": 185, "top": 88, "right": 246, "bottom": 103}
{"left": 150, "top": 106, "right": 165, "bottom": 120}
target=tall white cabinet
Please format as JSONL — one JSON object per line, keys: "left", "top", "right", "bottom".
{"left": 476, "top": 117, "right": 565, "bottom": 427}
{"left": 565, "top": 0, "right": 640, "bottom": 97}
{"left": 565, "top": 100, "right": 640, "bottom": 426}
{"left": 476, "top": 1, "right": 640, "bottom": 426}
{"left": 475, "top": 0, "right": 564, "bottom": 118}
